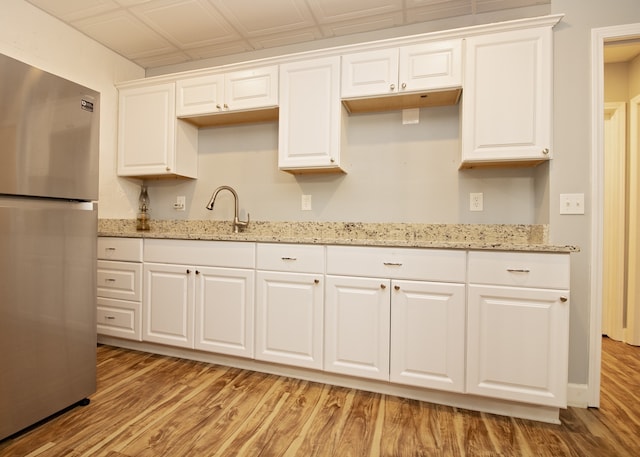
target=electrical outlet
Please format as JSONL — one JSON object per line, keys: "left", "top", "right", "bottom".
{"left": 301, "top": 194, "right": 312, "bottom": 211}
{"left": 559, "top": 193, "right": 585, "bottom": 215}
{"left": 470, "top": 192, "right": 483, "bottom": 212}
{"left": 174, "top": 196, "right": 186, "bottom": 211}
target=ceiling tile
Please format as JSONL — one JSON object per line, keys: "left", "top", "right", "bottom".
{"left": 26, "top": 0, "right": 120, "bottom": 22}
{"left": 248, "top": 28, "right": 325, "bottom": 50}
{"left": 133, "top": 50, "right": 193, "bottom": 68}
{"left": 405, "top": 0, "right": 473, "bottom": 24}
{"left": 131, "top": 0, "right": 240, "bottom": 48}
{"left": 73, "top": 9, "right": 177, "bottom": 58}
{"left": 185, "top": 41, "right": 255, "bottom": 60}
{"left": 321, "top": 13, "right": 405, "bottom": 38}
{"left": 307, "top": 0, "right": 402, "bottom": 23}
{"left": 210, "top": 0, "right": 316, "bottom": 36}
{"left": 474, "top": 0, "right": 550, "bottom": 14}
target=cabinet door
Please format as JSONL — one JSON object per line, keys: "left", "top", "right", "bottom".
{"left": 399, "top": 40, "right": 462, "bottom": 92}
{"left": 118, "top": 83, "right": 197, "bottom": 178}
{"left": 194, "top": 266, "right": 255, "bottom": 358}
{"left": 390, "top": 280, "right": 465, "bottom": 392}
{"left": 256, "top": 271, "right": 324, "bottom": 369}
{"left": 118, "top": 83, "right": 176, "bottom": 176}
{"left": 325, "top": 275, "right": 390, "bottom": 380}
{"left": 278, "top": 56, "right": 343, "bottom": 172}
{"left": 225, "top": 66, "right": 278, "bottom": 111}
{"left": 341, "top": 48, "right": 399, "bottom": 98}
{"left": 176, "top": 74, "right": 224, "bottom": 117}
{"left": 143, "top": 263, "right": 194, "bottom": 348}
{"left": 466, "top": 285, "right": 570, "bottom": 407}
{"left": 461, "top": 27, "right": 552, "bottom": 166}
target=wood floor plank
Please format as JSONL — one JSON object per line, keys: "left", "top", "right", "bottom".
{"left": 1, "top": 338, "right": 639, "bottom": 456}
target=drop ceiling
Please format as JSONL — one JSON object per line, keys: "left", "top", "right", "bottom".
{"left": 25, "top": 0, "right": 551, "bottom": 70}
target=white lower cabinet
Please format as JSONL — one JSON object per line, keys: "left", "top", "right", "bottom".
{"left": 325, "top": 275, "right": 391, "bottom": 381}
{"left": 255, "top": 244, "right": 324, "bottom": 370}
{"left": 390, "top": 280, "right": 466, "bottom": 392}
{"left": 466, "top": 251, "right": 570, "bottom": 407}
{"left": 325, "top": 246, "right": 467, "bottom": 390}
{"left": 97, "top": 237, "right": 143, "bottom": 341}
{"left": 143, "top": 239, "right": 255, "bottom": 356}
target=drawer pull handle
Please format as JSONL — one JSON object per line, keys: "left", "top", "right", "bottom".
{"left": 106, "top": 247, "right": 116, "bottom": 251}
{"left": 105, "top": 316, "right": 116, "bottom": 320}
{"left": 314, "top": 279, "right": 320, "bottom": 285}
{"left": 105, "top": 278, "right": 116, "bottom": 282}
{"left": 383, "top": 262, "right": 403, "bottom": 267}
{"left": 507, "top": 269, "right": 530, "bottom": 273}
{"left": 281, "top": 257, "right": 297, "bottom": 261}
{"left": 560, "top": 296, "right": 568, "bottom": 303}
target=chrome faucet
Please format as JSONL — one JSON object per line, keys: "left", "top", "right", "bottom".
{"left": 206, "top": 185, "right": 249, "bottom": 233}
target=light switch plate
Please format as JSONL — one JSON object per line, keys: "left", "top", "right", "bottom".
{"left": 559, "top": 193, "right": 585, "bottom": 214}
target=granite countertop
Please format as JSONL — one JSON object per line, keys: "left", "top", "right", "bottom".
{"left": 98, "top": 219, "right": 579, "bottom": 253}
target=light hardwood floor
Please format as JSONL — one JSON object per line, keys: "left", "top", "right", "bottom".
{"left": 1, "top": 337, "right": 638, "bottom": 456}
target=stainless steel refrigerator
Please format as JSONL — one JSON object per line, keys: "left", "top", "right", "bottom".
{"left": 0, "top": 54, "right": 99, "bottom": 441}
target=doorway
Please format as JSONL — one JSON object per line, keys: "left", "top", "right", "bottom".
{"left": 591, "top": 24, "right": 640, "bottom": 408}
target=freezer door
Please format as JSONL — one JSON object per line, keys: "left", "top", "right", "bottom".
{"left": 0, "top": 54, "right": 100, "bottom": 201}
{"left": 0, "top": 197, "right": 97, "bottom": 440}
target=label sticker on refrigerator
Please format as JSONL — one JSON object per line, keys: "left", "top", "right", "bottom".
{"left": 81, "top": 99, "right": 94, "bottom": 112}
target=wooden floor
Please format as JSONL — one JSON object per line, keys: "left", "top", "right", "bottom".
{"left": 1, "top": 337, "right": 639, "bottom": 457}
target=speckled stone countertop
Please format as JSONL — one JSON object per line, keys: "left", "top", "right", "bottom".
{"left": 98, "top": 219, "right": 578, "bottom": 253}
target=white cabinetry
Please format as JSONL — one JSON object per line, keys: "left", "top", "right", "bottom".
{"left": 117, "top": 82, "right": 197, "bottom": 178}
{"left": 143, "top": 239, "right": 255, "bottom": 356}
{"left": 341, "top": 40, "right": 462, "bottom": 113}
{"left": 97, "top": 237, "right": 143, "bottom": 341}
{"left": 466, "top": 251, "right": 570, "bottom": 407}
{"left": 278, "top": 56, "right": 345, "bottom": 173}
{"left": 256, "top": 244, "right": 324, "bottom": 370}
{"left": 325, "top": 246, "right": 466, "bottom": 391}
{"left": 176, "top": 66, "right": 278, "bottom": 124}
{"left": 461, "top": 27, "right": 553, "bottom": 168}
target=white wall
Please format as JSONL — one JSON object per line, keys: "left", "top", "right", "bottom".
{"left": 0, "top": 0, "right": 145, "bottom": 216}
{"left": 550, "top": 0, "right": 640, "bottom": 385}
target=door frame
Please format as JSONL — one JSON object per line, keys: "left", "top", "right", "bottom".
{"left": 590, "top": 23, "right": 640, "bottom": 407}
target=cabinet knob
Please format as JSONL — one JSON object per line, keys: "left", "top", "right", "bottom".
{"left": 216, "top": 104, "right": 221, "bottom": 109}
{"left": 390, "top": 83, "right": 396, "bottom": 91}
{"left": 380, "top": 284, "right": 386, "bottom": 289}
{"left": 224, "top": 103, "right": 229, "bottom": 109}
{"left": 560, "top": 296, "right": 568, "bottom": 302}
{"left": 401, "top": 82, "right": 407, "bottom": 89}
{"left": 394, "top": 285, "right": 400, "bottom": 291}
{"left": 330, "top": 157, "right": 335, "bottom": 163}
{"left": 186, "top": 269, "right": 191, "bottom": 274}
{"left": 542, "top": 148, "right": 550, "bottom": 155}
{"left": 314, "top": 279, "right": 320, "bottom": 285}
{"left": 166, "top": 166, "right": 171, "bottom": 171}
{"left": 196, "top": 270, "right": 200, "bottom": 275}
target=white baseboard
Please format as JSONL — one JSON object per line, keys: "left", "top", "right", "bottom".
{"left": 567, "top": 383, "right": 589, "bottom": 408}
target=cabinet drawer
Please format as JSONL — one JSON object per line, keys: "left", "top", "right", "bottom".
{"left": 326, "top": 246, "right": 466, "bottom": 282}
{"left": 257, "top": 243, "right": 324, "bottom": 273}
{"left": 97, "top": 260, "right": 142, "bottom": 301}
{"left": 97, "top": 297, "right": 141, "bottom": 340}
{"left": 468, "top": 251, "right": 569, "bottom": 289}
{"left": 144, "top": 239, "right": 255, "bottom": 268}
{"left": 98, "top": 237, "right": 143, "bottom": 262}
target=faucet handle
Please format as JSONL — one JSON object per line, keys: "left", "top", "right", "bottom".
{"left": 234, "top": 213, "right": 250, "bottom": 233}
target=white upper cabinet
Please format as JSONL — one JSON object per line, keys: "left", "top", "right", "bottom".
{"left": 342, "top": 40, "right": 462, "bottom": 98}
{"left": 117, "top": 82, "right": 197, "bottom": 179}
{"left": 461, "top": 27, "right": 553, "bottom": 168}
{"left": 341, "top": 40, "right": 462, "bottom": 113}
{"left": 176, "top": 65, "right": 278, "bottom": 119}
{"left": 278, "top": 56, "right": 345, "bottom": 173}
